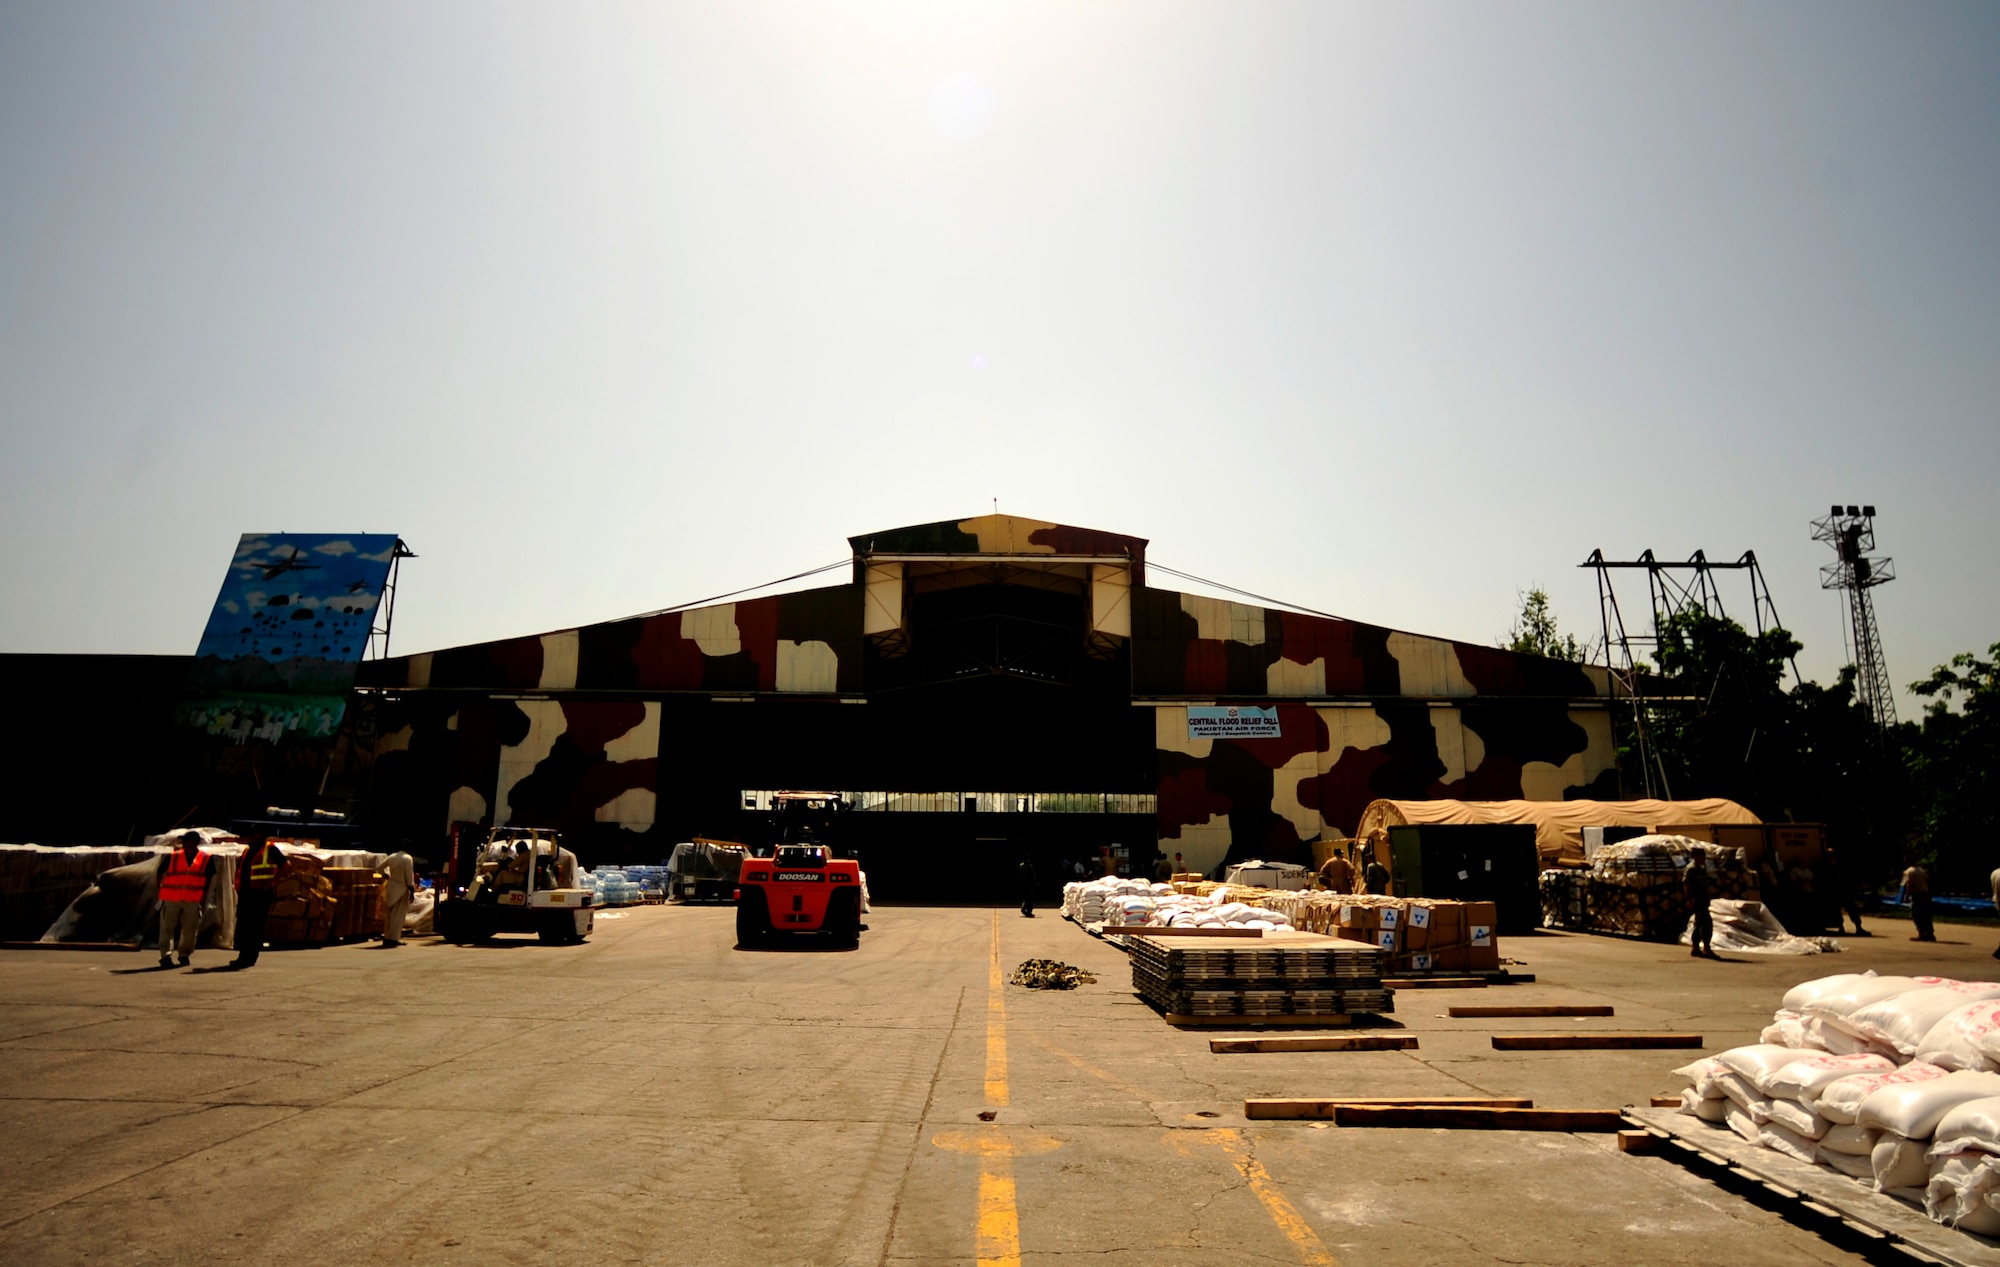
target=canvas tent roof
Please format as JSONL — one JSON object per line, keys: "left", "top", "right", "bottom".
{"left": 1354, "top": 798, "right": 1761, "bottom": 866}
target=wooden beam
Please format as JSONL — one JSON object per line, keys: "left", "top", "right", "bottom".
{"left": 1383, "top": 977, "right": 1487, "bottom": 990}
{"left": 1448, "top": 1005, "right": 1614, "bottom": 1018}
{"left": 1, "top": 941, "right": 141, "bottom": 952}
{"left": 1247, "top": 1097, "right": 1533, "bottom": 1120}
{"left": 1331, "top": 1105, "right": 1626, "bottom": 1131}
{"left": 1211, "top": 1035, "right": 1418, "bottom": 1054}
{"left": 1491, "top": 1034, "right": 1703, "bottom": 1051}
{"left": 1617, "top": 1129, "right": 1660, "bottom": 1153}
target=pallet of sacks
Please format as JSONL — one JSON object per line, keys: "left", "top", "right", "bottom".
{"left": 265, "top": 853, "right": 338, "bottom": 946}
{"left": 1582, "top": 838, "right": 1756, "bottom": 940}
{"left": 1674, "top": 973, "right": 2000, "bottom": 1237}
{"left": 1130, "top": 937, "right": 1391, "bottom": 1018}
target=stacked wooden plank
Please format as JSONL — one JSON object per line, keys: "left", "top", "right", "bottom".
{"left": 1129, "top": 937, "right": 1391, "bottom": 1018}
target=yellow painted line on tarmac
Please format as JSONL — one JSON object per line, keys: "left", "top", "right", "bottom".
{"left": 1212, "top": 1128, "right": 1340, "bottom": 1266}
{"left": 978, "top": 910, "right": 1021, "bottom": 1267}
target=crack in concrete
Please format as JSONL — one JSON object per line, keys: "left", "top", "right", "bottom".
{"left": 875, "top": 983, "right": 967, "bottom": 1267}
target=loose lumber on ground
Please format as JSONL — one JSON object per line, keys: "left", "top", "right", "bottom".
{"left": 1246, "top": 1097, "right": 1532, "bottom": 1120}
{"left": 2, "top": 941, "right": 140, "bottom": 951}
{"left": 1447, "top": 1005, "right": 1614, "bottom": 1018}
{"left": 1331, "top": 1105, "right": 1626, "bottom": 1131}
{"left": 1617, "top": 1129, "right": 1660, "bottom": 1153}
{"left": 1490, "top": 1033, "right": 1702, "bottom": 1050}
{"left": 1382, "top": 977, "right": 1488, "bottom": 989}
{"left": 1210, "top": 1035, "right": 1418, "bottom": 1053}
{"left": 1649, "top": 1096, "right": 1682, "bottom": 1107}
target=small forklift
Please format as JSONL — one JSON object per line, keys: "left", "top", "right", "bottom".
{"left": 437, "top": 828, "right": 595, "bottom": 945}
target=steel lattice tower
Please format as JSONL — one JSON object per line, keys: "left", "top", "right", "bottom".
{"left": 1811, "top": 505, "right": 1897, "bottom": 727}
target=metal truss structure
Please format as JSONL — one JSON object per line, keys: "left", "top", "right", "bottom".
{"left": 1581, "top": 548, "right": 1794, "bottom": 799}
{"left": 1811, "top": 505, "right": 1896, "bottom": 727}
{"left": 365, "top": 539, "right": 418, "bottom": 661}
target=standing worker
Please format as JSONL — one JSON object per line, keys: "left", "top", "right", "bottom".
{"left": 1317, "top": 849, "right": 1355, "bottom": 894}
{"left": 1018, "top": 855, "right": 1038, "bottom": 918}
{"left": 1989, "top": 867, "right": 1999, "bottom": 960}
{"left": 1362, "top": 847, "right": 1391, "bottom": 896}
{"left": 156, "top": 831, "right": 214, "bottom": 969}
{"left": 1685, "top": 857, "right": 1717, "bottom": 958}
{"left": 228, "top": 835, "right": 287, "bottom": 970}
{"left": 1820, "top": 846, "right": 1868, "bottom": 937}
{"left": 1902, "top": 857, "right": 1936, "bottom": 942}
{"left": 377, "top": 851, "right": 416, "bottom": 947}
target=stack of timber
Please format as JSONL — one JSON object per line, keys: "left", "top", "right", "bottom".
{"left": 323, "top": 868, "right": 383, "bottom": 941}
{"left": 1130, "top": 936, "right": 1391, "bottom": 1020}
{"left": 266, "top": 854, "right": 337, "bottom": 945}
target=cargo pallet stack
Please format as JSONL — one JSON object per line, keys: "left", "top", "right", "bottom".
{"left": 323, "top": 868, "right": 384, "bottom": 941}
{"left": 1129, "top": 938, "right": 1392, "bottom": 1021}
{"left": 266, "top": 854, "right": 337, "bottom": 945}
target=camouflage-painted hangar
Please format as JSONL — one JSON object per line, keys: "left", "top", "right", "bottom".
{"left": 352, "top": 515, "right": 1618, "bottom": 898}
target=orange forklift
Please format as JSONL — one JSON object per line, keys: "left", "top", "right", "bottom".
{"left": 734, "top": 792, "right": 866, "bottom": 948}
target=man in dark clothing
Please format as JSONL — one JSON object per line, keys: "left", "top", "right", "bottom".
{"left": 229, "top": 835, "right": 287, "bottom": 969}
{"left": 1361, "top": 849, "right": 1390, "bottom": 896}
{"left": 1685, "top": 860, "right": 1716, "bottom": 958}
{"left": 1904, "top": 861, "right": 1936, "bottom": 942}
{"left": 1018, "top": 857, "right": 1038, "bottom": 918}
{"left": 1820, "top": 847, "right": 1867, "bottom": 936}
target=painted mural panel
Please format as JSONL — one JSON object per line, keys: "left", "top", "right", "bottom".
{"left": 179, "top": 533, "right": 399, "bottom": 745}
{"left": 1154, "top": 701, "right": 1618, "bottom": 874}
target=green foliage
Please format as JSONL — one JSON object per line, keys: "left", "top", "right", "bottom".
{"left": 1504, "top": 588, "right": 1589, "bottom": 662}
{"left": 1907, "top": 644, "right": 2000, "bottom": 890}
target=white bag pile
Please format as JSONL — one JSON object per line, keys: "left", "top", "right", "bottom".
{"left": 1680, "top": 899, "right": 1844, "bottom": 955}
{"left": 1060, "top": 878, "right": 1292, "bottom": 930}
{"left": 1675, "top": 970, "right": 2000, "bottom": 1236}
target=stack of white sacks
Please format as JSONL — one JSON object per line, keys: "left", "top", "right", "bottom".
{"left": 1676, "top": 971, "right": 2000, "bottom": 1235}
{"left": 1060, "top": 878, "right": 1293, "bottom": 931}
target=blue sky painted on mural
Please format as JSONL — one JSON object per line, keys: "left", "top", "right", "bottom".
{"left": 194, "top": 533, "right": 400, "bottom": 670}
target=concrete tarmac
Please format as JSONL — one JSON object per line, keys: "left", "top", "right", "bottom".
{"left": 3, "top": 905, "right": 1996, "bottom": 1266}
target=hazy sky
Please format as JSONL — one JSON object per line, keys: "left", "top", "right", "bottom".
{"left": 3, "top": 1, "right": 1996, "bottom": 714}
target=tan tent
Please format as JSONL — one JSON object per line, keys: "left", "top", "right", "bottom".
{"left": 1353, "top": 798, "right": 1761, "bottom": 866}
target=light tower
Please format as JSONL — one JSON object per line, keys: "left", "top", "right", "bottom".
{"left": 1811, "top": 504, "right": 1896, "bottom": 727}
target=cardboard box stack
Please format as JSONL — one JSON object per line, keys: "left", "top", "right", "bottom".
{"left": 266, "top": 853, "right": 337, "bottom": 945}
{"left": 323, "top": 868, "right": 384, "bottom": 941}
{"left": 1214, "top": 889, "right": 1502, "bottom": 975}
{"left": 1129, "top": 937, "right": 1392, "bottom": 1018}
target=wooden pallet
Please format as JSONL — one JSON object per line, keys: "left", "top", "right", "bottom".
{"left": 1624, "top": 1107, "right": 2000, "bottom": 1267}
{"left": 1384, "top": 977, "right": 1488, "bottom": 990}
{"left": 1212, "top": 1034, "right": 1418, "bottom": 1053}
{"left": 1163, "top": 1013, "right": 1358, "bottom": 1029}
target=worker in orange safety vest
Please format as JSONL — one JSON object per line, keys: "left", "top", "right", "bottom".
{"left": 157, "top": 831, "right": 214, "bottom": 968}
{"left": 228, "top": 835, "right": 287, "bottom": 970}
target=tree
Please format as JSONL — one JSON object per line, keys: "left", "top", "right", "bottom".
{"left": 1504, "top": 588, "right": 1590, "bottom": 662}
{"left": 1644, "top": 610, "right": 1801, "bottom": 810}
{"left": 1907, "top": 644, "right": 2000, "bottom": 890}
